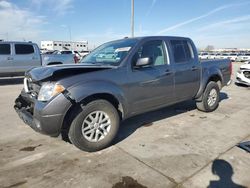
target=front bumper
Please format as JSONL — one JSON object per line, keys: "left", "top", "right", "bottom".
{"left": 235, "top": 72, "right": 250, "bottom": 86}
{"left": 14, "top": 91, "right": 72, "bottom": 137}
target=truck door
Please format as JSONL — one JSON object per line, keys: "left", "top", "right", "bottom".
{"left": 13, "top": 43, "right": 40, "bottom": 73}
{"left": 169, "top": 40, "right": 200, "bottom": 101}
{"left": 0, "top": 43, "right": 13, "bottom": 75}
{"left": 128, "top": 39, "right": 174, "bottom": 114}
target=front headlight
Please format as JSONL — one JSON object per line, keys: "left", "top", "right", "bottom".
{"left": 38, "top": 82, "right": 65, "bottom": 102}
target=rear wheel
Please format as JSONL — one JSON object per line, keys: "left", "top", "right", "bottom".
{"left": 196, "top": 81, "right": 220, "bottom": 112}
{"left": 68, "top": 100, "right": 120, "bottom": 152}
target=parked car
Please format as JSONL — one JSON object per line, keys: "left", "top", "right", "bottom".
{"left": 236, "top": 63, "right": 250, "bottom": 86}
{"left": 198, "top": 52, "right": 209, "bottom": 59}
{"left": 79, "top": 50, "right": 90, "bottom": 58}
{"left": 43, "top": 50, "right": 58, "bottom": 55}
{"left": 237, "top": 53, "right": 250, "bottom": 62}
{"left": 214, "top": 53, "right": 222, "bottom": 59}
{"left": 40, "top": 48, "right": 49, "bottom": 54}
{"left": 208, "top": 53, "right": 218, "bottom": 59}
{"left": 14, "top": 36, "right": 232, "bottom": 152}
{"left": 0, "top": 41, "right": 41, "bottom": 77}
{"left": 235, "top": 53, "right": 244, "bottom": 62}
{"left": 220, "top": 53, "right": 230, "bottom": 60}
{"left": 228, "top": 53, "right": 238, "bottom": 61}
{"left": 41, "top": 53, "right": 78, "bottom": 66}
{"left": 58, "top": 50, "right": 81, "bottom": 62}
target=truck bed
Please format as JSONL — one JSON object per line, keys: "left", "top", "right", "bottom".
{"left": 200, "top": 59, "right": 231, "bottom": 88}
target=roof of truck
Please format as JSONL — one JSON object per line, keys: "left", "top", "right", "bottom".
{"left": 135, "top": 36, "right": 189, "bottom": 39}
{"left": 0, "top": 41, "right": 37, "bottom": 45}
{"left": 110, "top": 36, "right": 191, "bottom": 43}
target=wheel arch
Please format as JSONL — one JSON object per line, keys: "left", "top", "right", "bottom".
{"left": 206, "top": 74, "right": 222, "bottom": 90}
{"left": 60, "top": 92, "right": 125, "bottom": 139}
{"left": 195, "top": 71, "right": 223, "bottom": 101}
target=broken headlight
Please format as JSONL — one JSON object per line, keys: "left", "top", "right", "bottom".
{"left": 38, "top": 82, "right": 65, "bottom": 102}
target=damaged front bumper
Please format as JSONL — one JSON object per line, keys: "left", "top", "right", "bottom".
{"left": 14, "top": 91, "right": 72, "bottom": 137}
{"left": 235, "top": 71, "right": 250, "bottom": 86}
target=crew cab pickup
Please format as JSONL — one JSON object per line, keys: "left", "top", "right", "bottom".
{"left": 14, "top": 36, "right": 232, "bottom": 152}
{"left": 0, "top": 41, "right": 41, "bottom": 77}
{"left": 0, "top": 41, "right": 78, "bottom": 77}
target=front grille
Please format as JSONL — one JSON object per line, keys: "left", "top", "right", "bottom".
{"left": 24, "top": 77, "right": 41, "bottom": 98}
{"left": 22, "top": 77, "right": 40, "bottom": 115}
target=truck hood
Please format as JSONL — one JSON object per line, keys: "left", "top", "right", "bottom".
{"left": 26, "top": 64, "right": 114, "bottom": 82}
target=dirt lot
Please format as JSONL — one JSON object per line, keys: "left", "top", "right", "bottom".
{"left": 0, "top": 63, "right": 249, "bottom": 188}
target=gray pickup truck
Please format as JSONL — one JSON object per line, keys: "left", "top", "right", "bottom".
{"left": 14, "top": 36, "right": 232, "bottom": 152}
{"left": 41, "top": 53, "right": 77, "bottom": 66}
{"left": 0, "top": 41, "right": 78, "bottom": 77}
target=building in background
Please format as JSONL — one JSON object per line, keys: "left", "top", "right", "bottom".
{"left": 41, "top": 40, "right": 88, "bottom": 51}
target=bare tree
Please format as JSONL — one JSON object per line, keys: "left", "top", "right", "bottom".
{"left": 204, "top": 45, "right": 215, "bottom": 51}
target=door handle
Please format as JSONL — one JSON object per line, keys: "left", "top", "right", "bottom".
{"left": 191, "top": 66, "right": 198, "bottom": 71}
{"left": 165, "top": 69, "right": 173, "bottom": 75}
{"left": 7, "top": 57, "right": 13, "bottom": 61}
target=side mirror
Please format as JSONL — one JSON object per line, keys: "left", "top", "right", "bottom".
{"left": 135, "top": 57, "right": 152, "bottom": 67}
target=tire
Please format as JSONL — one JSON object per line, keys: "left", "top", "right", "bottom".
{"left": 196, "top": 81, "right": 220, "bottom": 112}
{"left": 68, "top": 99, "right": 120, "bottom": 152}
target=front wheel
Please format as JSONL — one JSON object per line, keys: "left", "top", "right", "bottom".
{"left": 196, "top": 81, "right": 220, "bottom": 112}
{"left": 68, "top": 100, "right": 120, "bottom": 152}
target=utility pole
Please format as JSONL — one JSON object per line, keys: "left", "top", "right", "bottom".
{"left": 61, "top": 25, "right": 72, "bottom": 50}
{"left": 131, "top": 0, "right": 134, "bottom": 38}
{"left": 68, "top": 26, "right": 72, "bottom": 50}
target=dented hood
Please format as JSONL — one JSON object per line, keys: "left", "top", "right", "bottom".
{"left": 26, "top": 64, "right": 114, "bottom": 82}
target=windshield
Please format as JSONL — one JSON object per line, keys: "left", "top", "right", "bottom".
{"left": 81, "top": 39, "right": 138, "bottom": 66}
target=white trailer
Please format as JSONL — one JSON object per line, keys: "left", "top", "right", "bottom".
{"left": 41, "top": 40, "right": 88, "bottom": 51}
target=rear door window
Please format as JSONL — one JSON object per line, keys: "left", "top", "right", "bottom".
{"left": 170, "top": 40, "right": 194, "bottom": 63}
{"left": 0, "top": 44, "right": 11, "bottom": 55}
{"left": 15, "top": 44, "right": 34, "bottom": 54}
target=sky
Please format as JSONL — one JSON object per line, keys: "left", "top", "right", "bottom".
{"left": 0, "top": 0, "right": 250, "bottom": 49}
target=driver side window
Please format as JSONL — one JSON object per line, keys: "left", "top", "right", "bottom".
{"left": 133, "top": 40, "right": 166, "bottom": 67}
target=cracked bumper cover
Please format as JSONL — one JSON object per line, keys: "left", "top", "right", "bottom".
{"left": 14, "top": 92, "right": 72, "bottom": 137}
{"left": 236, "top": 72, "right": 250, "bottom": 86}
